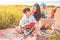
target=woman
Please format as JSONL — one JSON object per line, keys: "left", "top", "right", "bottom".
{"left": 31, "top": 3, "right": 57, "bottom": 37}
{"left": 15, "top": 3, "right": 57, "bottom": 35}
{"left": 31, "top": 3, "right": 57, "bottom": 21}
{"left": 31, "top": 3, "right": 46, "bottom": 21}
{"left": 31, "top": 3, "right": 41, "bottom": 21}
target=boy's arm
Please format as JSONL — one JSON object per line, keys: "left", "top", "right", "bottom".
{"left": 19, "top": 17, "right": 29, "bottom": 27}
{"left": 19, "top": 17, "right": 27, "bottom": 27}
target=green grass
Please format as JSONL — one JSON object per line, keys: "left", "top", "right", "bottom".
{"left": 47, "top": 32, "right": 60, "bottom": 40}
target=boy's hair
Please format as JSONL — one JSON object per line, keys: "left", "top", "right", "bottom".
{"left": 23, "top": 8, "right": 30, "bottom": 13}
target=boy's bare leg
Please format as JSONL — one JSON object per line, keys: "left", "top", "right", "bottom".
{"left": 31, "top": 27, "right": 41, "bottom": 36}
{"left": 28, "top": 27, "right": 35, "bottom": 34}
{"left": 15, "top": 27, "right": 25, "bottom": 34}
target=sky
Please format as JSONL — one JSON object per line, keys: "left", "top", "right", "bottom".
{"left": 0, "top": 0, "right": 60, "bottom": 6}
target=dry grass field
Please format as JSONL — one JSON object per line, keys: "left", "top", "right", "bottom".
{"left": 0, "top": 5, "right": 60, "bottom": 40}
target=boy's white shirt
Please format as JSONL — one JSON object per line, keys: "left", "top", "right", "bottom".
{"left": 19, "top": 14, "right": 36, "bottom": 27}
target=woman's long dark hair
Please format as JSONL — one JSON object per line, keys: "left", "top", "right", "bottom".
{"left": 33, "top": 3, "right": 41, "bottom": 21}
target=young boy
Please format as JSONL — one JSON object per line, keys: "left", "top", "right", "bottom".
{"left": 19, "top": 8, "right": 36, "bottom": 36}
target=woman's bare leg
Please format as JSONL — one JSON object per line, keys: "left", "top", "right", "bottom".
{"left": 50, "top": 7, "right": 57, "bottom": 18}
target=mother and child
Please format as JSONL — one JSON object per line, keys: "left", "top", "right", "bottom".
{"left": 15, "top": 3, "right": 57, "bottom": 36}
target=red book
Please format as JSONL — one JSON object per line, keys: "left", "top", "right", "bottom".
{"left": 25, "top": 22, "right": 35, "bottom": 28}
{"left": 30, "top": 22, "right": 35, "bottom": 27}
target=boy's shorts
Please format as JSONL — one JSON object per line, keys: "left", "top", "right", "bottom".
{"left": 26, "top": 27, "right": 31, "bottom": 31}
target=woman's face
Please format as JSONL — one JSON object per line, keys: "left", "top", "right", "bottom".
{"left": 32, "top": 6, "right": 37, "bottom": 13}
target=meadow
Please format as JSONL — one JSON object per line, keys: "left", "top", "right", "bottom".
{"left": 0, "top": 5, "right": 23, "bottom": 29}
{"left": 0, "top": 5, "right": 60, "bottom": 29}
{"left": 0, "top": 5, "right": 60, "bottom": 40}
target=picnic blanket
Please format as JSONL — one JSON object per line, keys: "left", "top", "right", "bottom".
{"left": 0, "top": 18, "right": 57, "bottom": 40}
{"left": 0, "top": 28, "right": 38, "bottom": 40}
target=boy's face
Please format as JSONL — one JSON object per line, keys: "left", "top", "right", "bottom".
{"left": 26, "top": 11, "right": 31, "bottom": 16}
